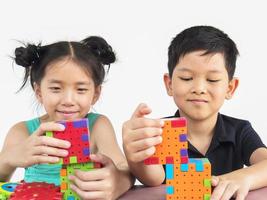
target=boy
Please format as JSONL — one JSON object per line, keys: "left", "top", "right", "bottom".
{"left": 122, "top": 26, "right": 267, "bottom": 200}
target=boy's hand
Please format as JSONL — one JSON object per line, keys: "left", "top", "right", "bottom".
{"left": 211, "top": 174, "right": 250, "bottom": 200}
{"left": 122, "top": 103, "right": 164, "bottom": 163}
{"left": 5, "top": 122, "right": 71, "bottom": 168}
{"left": 69, "top": 154, "right": 120, "bottom": 200}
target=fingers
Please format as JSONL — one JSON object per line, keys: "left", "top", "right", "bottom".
{"left": 127, "top": 146, "right": 156, "bottom": 162}
{"left": 89, "top": 154, "right": 111, "bottom": 166}
{"left": 211, "top": 180, "right": 228, "bottom": 200}
{"left": 31, "top": 155, "right": 60, "bottom": 164}
{"left": 34, "top": 145, "right": 69, "bottom": 157}
{"left": 34, "top": 122, "right": 65, "bottom": 136}
{"left": 34, "top": 136, "right": 71, "bottom": 149}
{"left": 131, "top": 103, "right": 152, "bottom": 119}
{"left": 127, "top": 136, "right": 162, "bottom": 152}
{"left": 71, "top": 168, "right": 109, "bottom": 182}
{"left": 70, "top": 183, "right": 106, "bottom": 199}
{"left": 126, "top": 127, "right": 163, "bottom": 142}
{"left": 211, "top": 176, "right": 219, "bottom": 187}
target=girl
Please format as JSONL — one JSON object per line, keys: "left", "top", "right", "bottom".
{"left": 0, "top": 36, "right": 134, "bottom": 199}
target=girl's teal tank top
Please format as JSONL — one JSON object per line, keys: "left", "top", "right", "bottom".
{"left": 24, "top": 113, "right": 100, "bottom": 186}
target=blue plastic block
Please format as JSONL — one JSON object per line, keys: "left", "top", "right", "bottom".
{"left": 180, "top": 163, "right": 188, "bottom": 172}
{"left": 179, "top": 134, "right": 187, "bottom": 142}
{"left": 180, "top": 149, "right": 188, "bottom": 156}
{"left": 166, "top": 164, "right": 174, "bottom": 180}
{"left": 166, "top": 186, "right": 174, "bottom": 194}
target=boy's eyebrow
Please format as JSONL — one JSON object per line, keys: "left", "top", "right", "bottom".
{"left": 177, "top": 67, "right": 224, "bottom": 73}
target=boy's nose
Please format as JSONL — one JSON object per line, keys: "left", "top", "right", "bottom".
{"left": 190, "top": 80, "right": 207, "bottom": 95}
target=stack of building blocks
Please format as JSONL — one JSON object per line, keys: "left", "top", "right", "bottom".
{"left": 145, "top": 117, "right": 211, "bottom": 200}
{"left": 0, "top": 182, "right": 18, "bottom": 200}
{"left": 9, "top": 182, "right": 62, "bottom": 200}
{"left": 46, "top": 118, "right": 100, "bottom": 200}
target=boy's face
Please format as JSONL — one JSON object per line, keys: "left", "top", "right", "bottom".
{"left": 34, "top": 58, "right": 100, "bottom": 121}
{"left": 164, "top": 50, "right": 238, "bottom": 121}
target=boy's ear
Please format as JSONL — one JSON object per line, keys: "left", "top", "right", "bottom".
{"left": 163, "top": 73, "right": 173, "bottom": 96}
{"left": 226, "top": 77, "right": 239, "bottom": 100}
{"left": 33, "top": 82, "right": 43, "bottom": 103}
{"left": 92, "top": 85, "right": 101, "bottom": 105}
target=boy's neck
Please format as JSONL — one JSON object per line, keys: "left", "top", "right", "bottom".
{"left": 181, "top": 112, "right": 218, "bottom": 139}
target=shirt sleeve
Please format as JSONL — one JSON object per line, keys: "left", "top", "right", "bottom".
{"left": 241, "top": 122, "right": 266, "bottom": 166}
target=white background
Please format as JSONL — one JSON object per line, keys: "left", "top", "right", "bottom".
{"left": 0, "top": 0, "right": 266, "bottom": 182}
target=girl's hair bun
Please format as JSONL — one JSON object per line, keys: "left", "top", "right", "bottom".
{"left": 82, "top": 36, "right": 116, "bottom": 65}
{"left": 14, "top": 44, "right": 40, "bottom": 68}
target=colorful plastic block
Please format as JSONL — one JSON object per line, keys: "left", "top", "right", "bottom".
{"left": 0, "top": 182, "right": 18, "bottom": 199}
{"left": 144, "top": 118, "right": 188, "bottom": 165}
{"left": 46, "top": 118, "right": 91, "bottom": 164}
{"left": 9, "top": 182, "right": 62, "bottom": 200}
{"left": 145, "top": 117, "right": 212, "bottom": 200}
{"left": 61, "top": 162, "right": 101, "bottom": 200}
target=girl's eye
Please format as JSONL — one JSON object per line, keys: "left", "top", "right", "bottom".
{"left": 207, "top": 79, "right": 220, "bottom": 82}
{"left": 179, "top": 77, "right": 193, "bottom": 81}
{"left": 49, "top": 87, "right": 60, "bottom": 90}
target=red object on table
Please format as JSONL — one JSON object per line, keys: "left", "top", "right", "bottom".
{"left": 9, "top": 182, "right": 62, "bottom": 200}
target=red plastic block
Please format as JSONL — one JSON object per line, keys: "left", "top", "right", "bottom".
{"left": 9, "top": 182, "right": 62, "bottom": 200}
{"left": 47, "top": 118, "right": 91, "bottom": 164}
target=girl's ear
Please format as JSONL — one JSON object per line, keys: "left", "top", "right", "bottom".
{"left": 226, "top": 77, "right": 239, "bottom": 100}
{"left": 163, "top": 73, "right": 173, "bottom": 96}
{"left": 34, "top": 82, "right": 42, "bottom": 103}
{"left": 92, "top": 85, "right": 101, "bottom": 105}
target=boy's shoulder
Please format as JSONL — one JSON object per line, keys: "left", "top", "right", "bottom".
{"left": 219, "top": 113, "right": 251, "bottom": 130}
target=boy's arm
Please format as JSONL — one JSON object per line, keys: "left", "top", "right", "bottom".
{"left": 122, "top": 103, "right": 165, "bottom": 186}
{"left": 211, "top": 147, "right": 267, "bottom": 199}
{"left": 127, "top": 160, "right": 165, "bottom": 186}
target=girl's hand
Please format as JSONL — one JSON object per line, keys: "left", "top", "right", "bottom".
{"left": 4, "top": 122, "right": 70, "bottom": 168}
{"left": 122, "top": 103, "right": 164, "bottom": 163}
{"left": 211, "top": 174, "right": 250, "bottom": 200}
{"left": 69, "top": 154, "right": 121, "bottom": 200}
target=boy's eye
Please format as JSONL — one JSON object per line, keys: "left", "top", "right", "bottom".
{"left": 207, "top": 79, "right": 220, "bottom": 82}
{"left": 78, "top": 88, "right": 88, "bottom": 92}
{"left": 179, "top": 77, "right": 193, "bottom": 81}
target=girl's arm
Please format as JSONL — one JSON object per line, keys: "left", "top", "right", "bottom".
{"left": 0, "top": 122, "right": 28, "bottom": 181}
{"left": 93, "top": 115, "right": 135, "bottom": 197}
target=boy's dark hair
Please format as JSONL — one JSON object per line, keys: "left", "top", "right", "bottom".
{"left": 14, "top": 36, "right": 116, "bottom": 91}
{"left": 168, "top": 26, "right": 239, "bottom": 80}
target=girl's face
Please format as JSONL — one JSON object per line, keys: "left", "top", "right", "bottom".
{"left": 35, "top": 58, "right": 100, "bottom": 121}
{"left": 164, "top": 50, "right": 238, "bottom": 121}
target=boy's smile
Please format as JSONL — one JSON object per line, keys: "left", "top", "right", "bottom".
{"left": 164, "top": 50, "right": 238, "bottom": 122}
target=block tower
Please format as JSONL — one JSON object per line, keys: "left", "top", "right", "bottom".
{"left": 145, "top": 118, "right": 211, "bottom": 200}
{"left": 46, "top": 118, "right": 100, "bottom": 200}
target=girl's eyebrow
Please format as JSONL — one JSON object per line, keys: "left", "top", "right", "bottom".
{"left": 48, "top": 79, "right": 91, "bottom": 85}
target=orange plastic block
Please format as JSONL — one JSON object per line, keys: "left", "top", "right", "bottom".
{"left": 145, "top": 118, "right": 188, "bottom": 165}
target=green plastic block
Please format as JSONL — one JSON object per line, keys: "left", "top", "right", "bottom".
{"left": 204, "top": 194, "right": 211, "bottom": 200}
{"left": 70, "top": 156, "right": 77, "bottom": 164}
{"left": 204, "top": 179, "right": 211, "bottom": 187}
{"left": 46, "top": 131, "right": 53, "bottom": 137}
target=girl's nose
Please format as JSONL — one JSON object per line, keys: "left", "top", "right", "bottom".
{"left": 61, "top": 91, "right": 75, "bottom": 106}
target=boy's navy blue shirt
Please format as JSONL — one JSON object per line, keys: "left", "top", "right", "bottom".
{"left": 167, "top": 110, "right": 266, "bottom": 176}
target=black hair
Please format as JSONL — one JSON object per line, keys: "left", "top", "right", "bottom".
{"left": 168, "top": 25, "right": 239, "bottom": 80}
{"left": 14, "top": 36, "right": 116, "bottom": 91}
